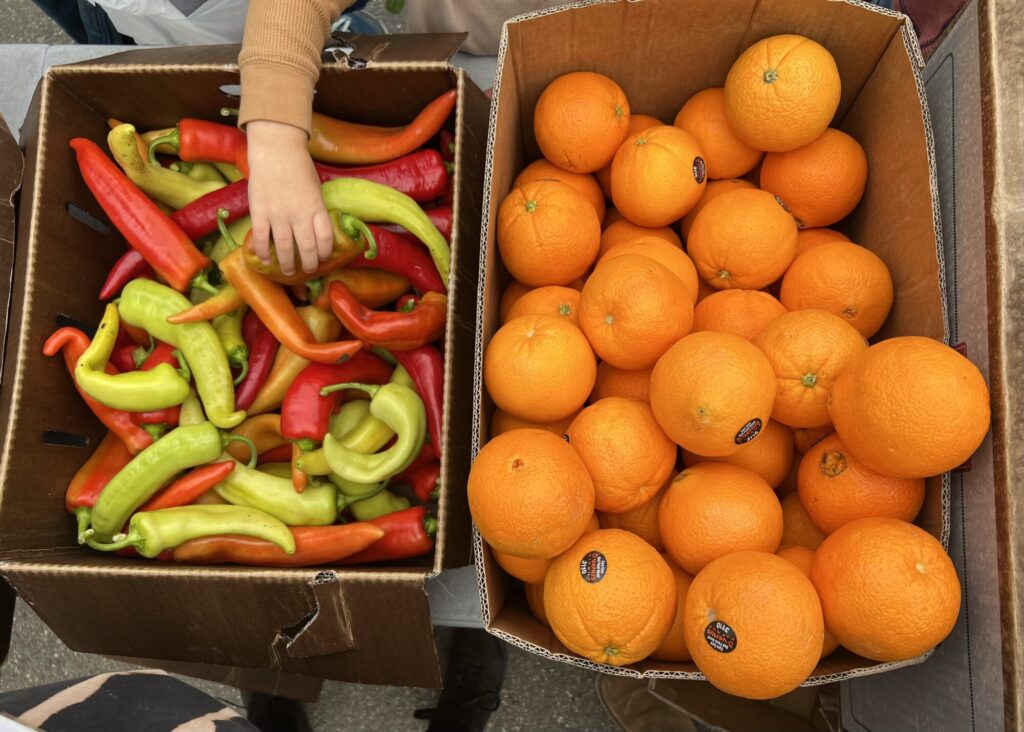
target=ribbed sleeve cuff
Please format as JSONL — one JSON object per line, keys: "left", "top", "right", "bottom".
{"left": 238, "top": 61, "right": 316, "bottom": 135}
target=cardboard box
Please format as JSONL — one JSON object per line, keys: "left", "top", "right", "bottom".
{"left": 473, "top": 0, "right": 951, "bottom": 684}
{"left": 0, "top": 34, "right": 489, "bottom": 687}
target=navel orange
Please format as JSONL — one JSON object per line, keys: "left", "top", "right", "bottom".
{"left": 780, "top": 492, "right": 827, "bottom": 550}
{"left": 591, "top": 363, "right": 653, "bottom": 403}
{"left": 491, "top": 408, "right": 577, "bottom": 439}
{"left": 599, "top": 238, "right": 699, "bottom": 303}
{"left": 600, "top": 218, "right": 681, "bottom": 256}
{"left": 692, "top": 289, "right": 787, "bottom": 342}
{"left": 596, "top": 114, "right": 662, "bottom": 199}
{"left": 793, "top": 425, "right": 834, "bottom": 454}
{"left": 651, "top": 558, "right": 695, "bottom": 662}
{"left": 682, "top": 418, "right": 794, "bottom": 488}
{"left": 513, "top": 159, "right": 606, "bottom": 222}
{"left": 674, "top": 87, "right": 763, "bottom": 179}
{"left": 796, "top": 228, "right": 849, "bottom": 254}
{"left": 775, "top": 545, "right": 840, "bottom": 659}
{"left": 679, "top": 178, "right": 756, "bottom": 240}
{"left": 505, "top": 285, "right": 581, "bottom": 327}
{"left": 598, "top": 476, "right": 667, "bottom": 551}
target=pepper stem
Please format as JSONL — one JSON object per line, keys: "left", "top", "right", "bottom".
{"left": 215, "top": 208, "right": 242, "bottom": 253}
{"left": 147, "top": 129, "right": 180, "bottom": 165}
{"left": 132, "top": 342, "right": 155, "bottom": 369}
{"left": 75, "top": 507, "right": 92, "bottom": 544}
{"left": 232, "top": 354, "right": 250, "bottom": 386}
{"left": 306, "top": 278, "right": 324, "bottom": 302}
{"left": 424, "top": 517, "right": 439, "bottom": 536}
{"left": 191, "top": 272, "right": 221, "bottom": 297}
{"left": 170, "top": 161, "right": 193, "bottom": 174}
{"left": 142, "top": 423, "right": 166, "bottom": 441}
{"left": 295, "top": 438, "right": 318, "bottom": 453}
{"left": 173, "top": 349, "right": 192, "bottom": 384}
{"left": 319, "top": 382, "right": 379, "bottom": 398}
{"left": 398, "top": 299, "right": 417, "bottom": 313}
{"left": 220, "top": 107, "right": 240, "bottom": 118}
{"left": 340, "top": 214, "right": 378, "bottom": 260}
{"left": 223, "top": 434, "right": 259, "bottom": 469}
{"left": 371, "top": 346, "right": 398, "bottom": 366}
{"left": 83, "top": 527, "right": 142, "bottom": 553}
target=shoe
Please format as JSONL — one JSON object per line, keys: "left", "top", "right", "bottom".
{"left": 414, "top": 629, "right": 508, "bottom": 732}
{"left": 243, "top": 691, "right": 312, "bottom": 732}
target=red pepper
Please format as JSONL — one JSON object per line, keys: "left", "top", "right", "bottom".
{"left": 385, "top": 206, "right": 452, "bottom": 243}
{"left": 392, "top": 345, "right": 445, "bottom": 458}
{"left": 150, "top": 119, "right": 249, "bottom": 177}
{"left": 69, "top": 138, "right": 211, "bottom": 292}
{"left": 110, "top": 342, "right": 142, "bottom": 373}
{"left": 439, "top": 130, "right": 456, "bottom": 163}
{"left": 129, "top": 343, "right": 183, "bottom": 429}
{"left": 170, "top": 179, "right": 248, "bottom": 240}
{"left": 328, "top": 281, "right": 446, "bottom": 351}
{"left": 309, "top": 89, "right": 457, "bottom": 165}
{"left": 235, "top": 310, "right": 279, "bottom": 412}
{"left": 259, "top": 444, "right": 293, "bottom": 464}
{"left": 338, "top": 507, "right": 437, "bottom": 564}
{"left": 392, "top": 444, "right": 437, "bottom": 484}
{"left": 348, "top": 225, "right": 446, "bottom": 295}
{"left": 139, "top": 460, "right": 235, "bottom": 512}
{"left": 402, "top": 460, "right": 440, "bottom": 502}
{"left": 43, "top": 328, "right": 154, "bottom": 454}
{"left": 99, "top": 249, "right": 155, "bottom": 300}
{"left": 171, "top": 523, "right": 387, "bottom": 567}
{"left": 65, "top": 432, "right": 134, "bottom": 537}
{"left": 280, "top": 352, "right": 393, "bottom": 443}
{"left": 313, "top": 150, "right": 448, "bottom": 202}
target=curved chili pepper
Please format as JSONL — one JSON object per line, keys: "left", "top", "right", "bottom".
{"left": 321, "top": 179, "right": 450, "bottom": 287}
{"left": 402, "top": 460, "right": 441, "bottom": 502}
{"left": 337, "top": 506, "right": 437, "bottom": 564}
{"left": 170, "top": 179, "right": 248, "bottom": 240}
{"left": 348, "top": 225, "right": 445, "bottom": 295}
{"left": 129, "top": 343, "right": 185, "bottom": 430}
{"left": 309, "top": 89, "right": 456, "bottom": 164}
{"left": 110, "top": 341, "right": 142, "bottom": 373}
{"left": 43, "top": 328, "right": 154, "bottom": 454}
{"left": 280, "top": 353, "right": 393, "bottom": 443}
{"left": 226, "top": 414, "right": 287, "bottom": 465}
{"left": 65, "top": 432, "right": 134, "bottom": 538}
{"left": 219, "top": 248, "right": 362, "bottom": 365}
{"left": 108, "top": 119, "right": 176, "bottom": 156}
{"left": 140, "top": 460, "right": 235, "bottom": 512}
{"left": 241, "top": 211, "right": 375, "bottom": 285}
{"left": 172, "top": 523, "right": 385, "bottom": 567}
{"left": 313, "top": 149, "right": 448, "bottom": 202}
{"left": 70, "top": 138, "right": 211, "bottom": 292}
{"left": 328, "top": 281, "right": 446, "bottom": 351}
{"left": 167, "top": 286, "right": 245, "bottom": 325}
{"left": 85, "top": 504, "right": 294, "bottom": 558}
{"left": 235, "top": 310, "right": 279, "bottom": 412}
{"left": 149, "top": 119, "right": 249, "bottom": 177}
{"left": 213, "top": 308, "right": 249, "bottom": 384}
{"left": 313, "top": 268, "right": 410, "bottom": 311}
{"left": 173, "top": 161, "right": 225, "bottom": 183}
{"left": 259, "top": 444, "right": 293, "bottom": 464}
{"left": 99, "top": 249, "right": 154, "bottom": 301}
{"left": 392, "top": 345, "right": 444, "bottom": 458}
{"left": 349, "top": 489, "right": 410, "bottom": 521}
{"left": 216, "top": 462, "right": 337, "bottom": 525}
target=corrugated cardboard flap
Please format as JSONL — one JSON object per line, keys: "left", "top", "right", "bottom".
{"left": 0, "top": 115, "right": 22, "bottom": 371}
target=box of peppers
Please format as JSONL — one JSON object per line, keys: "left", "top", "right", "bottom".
{"left": 0, "top": 35, "right": 487, "bottom": 686}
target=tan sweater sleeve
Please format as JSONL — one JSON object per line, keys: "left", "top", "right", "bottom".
{"left": 238, "top": 0, "right": 351, "bottom": 135}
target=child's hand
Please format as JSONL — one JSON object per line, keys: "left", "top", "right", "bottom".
{"left": 246, "top": 120, "right": 333, "bottom": 276}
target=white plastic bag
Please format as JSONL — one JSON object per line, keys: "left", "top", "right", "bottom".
{"left": 84, "top": 0, "right": 248, "bottom": 46}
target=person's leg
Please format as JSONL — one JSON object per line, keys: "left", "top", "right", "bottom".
{"left": 76, "top": 0, "right": 133, "bottom": 44}
{"left": 27, "top": 0, "right": 89, "bottom": 43}
{"left": 244, "top": 692, "right": 312, "bottom": 732}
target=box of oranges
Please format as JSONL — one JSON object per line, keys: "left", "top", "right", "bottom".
{"left": 468, "top": 0, "right": 992, "bottom": 699}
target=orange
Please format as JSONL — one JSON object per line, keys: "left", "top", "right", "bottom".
{"left": 685, "top": 551, "right": 823, "bottom": 699}
{"left": 600, "top": 218, "right": 681, "bottom": 256}
{"left": 674, "top": 88, "right": 763, "bottom": 179}
{"left": 525, "top": 581, "right": 549, "bottom": 626}
{"left": 492, "top": 513, "right": 600, "bottom": 584}
{"left": 567, "top": 397, "right": 676, "bottom": 513}
{"left": 760, "top": 129, "right": 868, "bottom": 228}
{"left": 777, "top": 458, "right": 800, "bottom": 496}
{"left": 687, "top": 188, "right": 798, "bottom": 290}
{"left": 598, "top": 477, "right": 667, "bottom": 551}
{"left": 679, "top": 178, "right": 756, "bottom": 240}
{"left": 591, "top": 363, "right": 652, "bottom": 403}
{"left": 599, "top": 238, "right": 699, "bottom": 303}
{"left": 682, "top": 418, "right": 794, "bottom": 488}
{"left": 603, "top": 207, "right": 626, "bottom": 227}
{"left": 578, "top": 254, "right": 694, "bottom": 370}
{"left": 651, "top": 558, "right": 695, "bottom": 662}
{"left": 491, "top": 408, "right": 576, "bottom": 439}
{"left": 812, "top": 518, "right": 960, "bottom": 662}
{"left": 499, "top": 280, "right": 531, "bottom": 322}
{"left": 694, "top": 274, "right": 717, "bottom": 304}
{"left": 610, "top": 125, "right": 707, "bottom": 227}
{"left": 724, "top": 34, "right": 841, "bottom": 152}
{"left": 780, "top": 241, "right": 894, "bottom": 338}
{"left": 596, "top": 113, "right": 662, "bottom": 199}
{"left": 828, "top": 336, "right": 991, "bottom": 478}
{"left": 506, "top": 286, "right": 581, "bottom": 327}
{"left": 650, "top": 331, "right": 776, "bottom": 456}
{"left": 468, "top": 429, "right": 595, "bottom": 559}
{"left": 544, "top": 529, "right": 676, "bottom": 665}
{"left": 753, "top": 309, "right": 867, "bottom": 428}
{"left": 798, "top": 433, "right": 926, "bottom": 534}
{"left": 484, "top": 314, "right": 596, "bottom": 423}
{"left": 513, "top": 159, "right": 606, "bottom": 222}
{"left": 659, "top": 463, "right": 783, "bottom": 574}
{"left": 780, "top": 492, "right": 827, "bottom": 550}
{"left": 793, "top": 425, "right": 834, "bottom": 454}
{"left": 534, "top": 71, "right": 631, "bottom": 173}
{"left": 498, "top": 181, "right": 601, "bottom": 286}
{"left": 692, "top": 289, "right": 786, "bottom": 342}
{"left": 775, "top": 545, "right": 841, "bottom": 659}
{"left": 796, "top": 227, "right": 849, "bottom": 254}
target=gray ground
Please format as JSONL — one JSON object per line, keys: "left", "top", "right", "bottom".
{"left": 0, "top": 3, "right": 620, "bottom": 730}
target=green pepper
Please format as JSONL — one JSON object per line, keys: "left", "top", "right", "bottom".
{"left": 213, "top": 307, "right": 249, "bottom": 385}
{"left": 321, "top": 178, "right": 451, "bottom": 287}
{"left": 349, "top": 489, "right": 411, "bottom": 521}
{"left": 322, "top": 382, "right": 425, "bottom": 483}
{"left": 171, "top": 161, "right": 227, "bottom": 183}
{"left": 84, "top": 504, "right": 295, "bottom": 557}
{"left": 214, "top": 162, "right": 245, "bottom": 183}
{"left": 216, "top": 460, "right": 338, "bottom": 525}
{"left": 119, "top": 279, "right": 245, "bottom": 429}
{"left": 73, "top": 303, "right": 191, "bottom": 411}
{"left": 257, "top": 462, "right": 292, "bottom": 479}
{"left": 88, "top": 421, "right": 253, "bottom": 541}
{"left": 178, "top": 389, "right": 206, "bottom": 426}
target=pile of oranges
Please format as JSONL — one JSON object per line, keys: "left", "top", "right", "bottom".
{"left": 470, "top": 34, "right": 990, "bottom": 699}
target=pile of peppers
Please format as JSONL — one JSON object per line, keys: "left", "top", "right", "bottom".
{"left": 48, "top": 91, "right": 458, "bottom": 566}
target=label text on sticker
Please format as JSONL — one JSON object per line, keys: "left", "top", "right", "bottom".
{"left": 704, "top": 620, "right": 737, "bottom": 653}
{"left": 734, "top": 418, "right": 762, "bottom": 445}
{"left": 579, "top": 551, "right": 607, "bottom": 584}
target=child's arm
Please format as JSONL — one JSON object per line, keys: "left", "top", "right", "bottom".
{"left": 239, "top": 0, "right": 353, "bottom": 275}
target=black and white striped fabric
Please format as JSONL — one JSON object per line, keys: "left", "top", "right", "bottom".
{"left": 0, "top": 670, "right": 256, "bottom": 731}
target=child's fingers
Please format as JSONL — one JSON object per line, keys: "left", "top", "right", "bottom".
{"left": 272, "top": 220, "right": 297, "bottom": 276}
{"left": 294, "top": 221, "right": 321, "bottom": 274}
{"left": 250, "top": 217, "right": 273, "bottom": 264}
{"left": 313, "top": 210, "right": 334, "bottom": 262}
